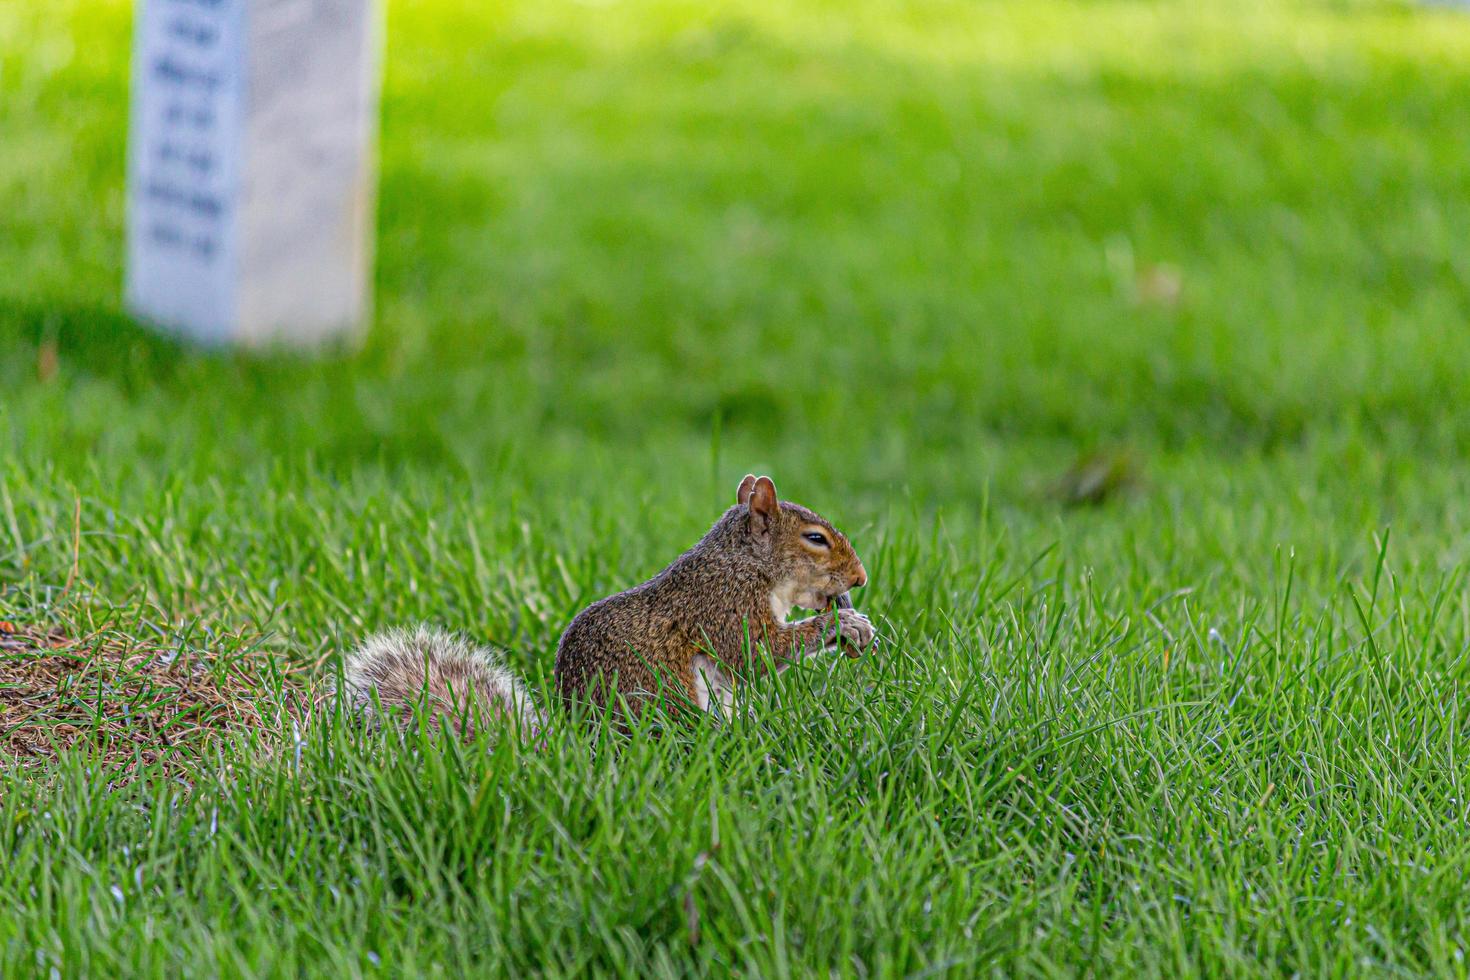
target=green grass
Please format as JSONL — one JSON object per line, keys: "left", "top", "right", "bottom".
{"left": 4, "top": 0, "right": 1470, "bottom": 973}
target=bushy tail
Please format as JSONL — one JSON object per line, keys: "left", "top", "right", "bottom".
{"left": 341, "top": 627, "right": 545, "bottom": 737}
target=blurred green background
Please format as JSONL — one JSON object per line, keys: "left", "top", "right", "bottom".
{"left": 6, "top": 0, "right": 1469, "bottom": 476}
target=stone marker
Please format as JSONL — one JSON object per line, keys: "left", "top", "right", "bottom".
{"left": 126, "top": 0, "right": 382, "bottom": 345}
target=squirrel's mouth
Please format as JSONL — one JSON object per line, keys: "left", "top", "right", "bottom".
{"left": 814, "top": 588, "right": 850, "bottom": 609}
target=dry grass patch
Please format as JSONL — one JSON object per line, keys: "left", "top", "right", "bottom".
{"left": 0, "top": 619, "right": 307, "bottom": 780}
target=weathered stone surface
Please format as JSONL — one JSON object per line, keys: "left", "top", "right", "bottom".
{"left": 126, "top": 0, "right": 381, "bottom": 345}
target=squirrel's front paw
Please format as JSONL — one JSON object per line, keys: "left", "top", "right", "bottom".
{"left": 833, "top": 608, "right": 875, "bottom": 657}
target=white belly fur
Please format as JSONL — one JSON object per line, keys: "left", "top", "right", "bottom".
{"left": 691, "top": 653, "right": 736, "bottom": 719}
{"left": 769, "top": 580, "right": 800, "bottom": 622}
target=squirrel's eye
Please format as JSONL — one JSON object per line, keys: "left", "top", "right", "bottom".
{"left": 803, "top": 532, "right": 830, "bottom": 547}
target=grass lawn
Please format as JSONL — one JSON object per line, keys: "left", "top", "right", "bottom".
{"left": 4, "top": 0, "right": 1470, "bottom": 974}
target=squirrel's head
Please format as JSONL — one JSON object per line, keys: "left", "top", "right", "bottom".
{"left": 736, "top": 474, "right": 868, "bottom": 610}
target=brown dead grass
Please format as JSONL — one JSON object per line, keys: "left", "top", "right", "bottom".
{"left": 0, "top": 619, "right": 310, "bottom": 781}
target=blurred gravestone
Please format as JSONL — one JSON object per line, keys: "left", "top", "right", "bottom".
{"left": 126, "top": 0, "right": 382, "bottom": 346}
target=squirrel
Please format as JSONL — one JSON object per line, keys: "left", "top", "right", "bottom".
{"left": 341, "top": 474, "right": 876, "bottom": 733}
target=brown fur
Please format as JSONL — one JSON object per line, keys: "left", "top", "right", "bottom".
{"left": 553, "top": 475, "right": 871, "bottom": 715}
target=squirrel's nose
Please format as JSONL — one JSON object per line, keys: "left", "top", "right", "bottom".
{"left": 851, "top": 563, "right": 867, "bottom": 589}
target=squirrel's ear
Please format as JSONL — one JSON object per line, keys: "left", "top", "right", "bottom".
{"left": 736, "top": 474, "right": 757, "bottom": 506}
{"left": 749, "top": 476, "right": 778, "bottom": 532}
